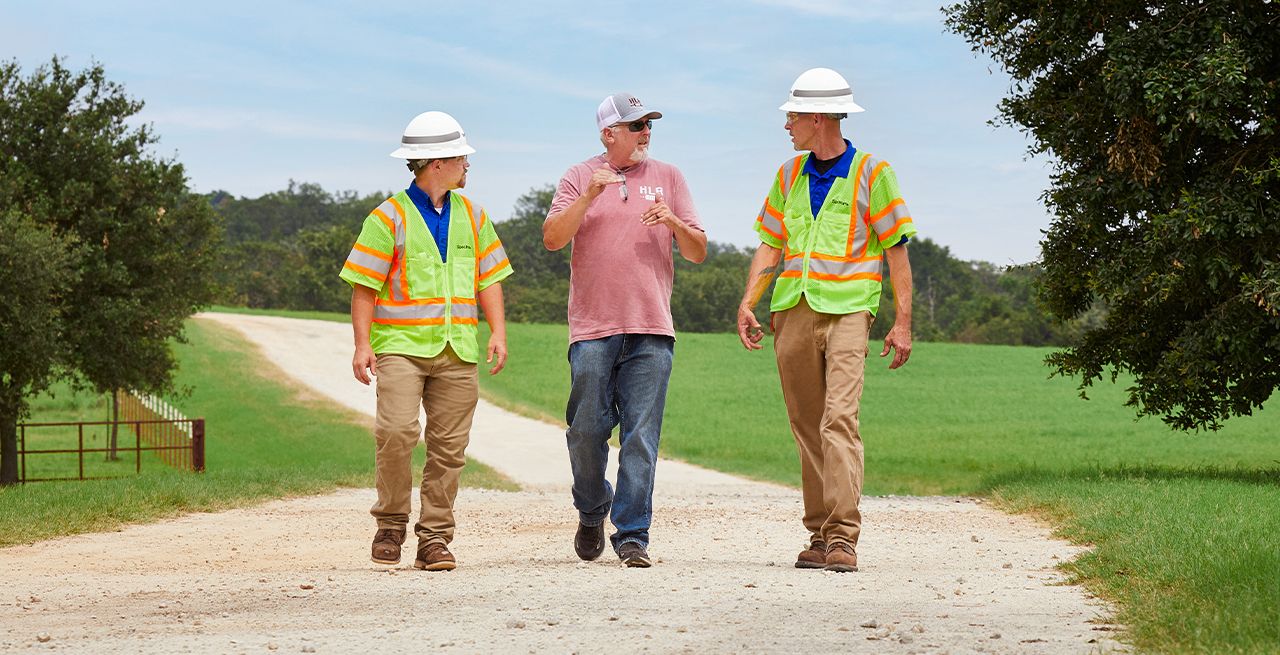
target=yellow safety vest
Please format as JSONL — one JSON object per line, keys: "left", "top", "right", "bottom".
{"left": 755, "top": 151, "right": 917, "bottom": 315}
{"left": 340, "top": 190, "right": 512, "bottom": 362}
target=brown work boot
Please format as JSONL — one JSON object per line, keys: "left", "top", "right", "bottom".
{"left": 371, "top": 527, "right": 406, "bottom": 565}
{"left": 414, "top": 541, "right": 457, "bottom": 571}
{"left": 795, "top": 540, "right": 827, "bottom": 569}
{"left": 824, "top": 541, "right": 858, "bottom": 572}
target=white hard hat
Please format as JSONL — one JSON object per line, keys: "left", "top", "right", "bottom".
{"left": 389, "top": 111, "right": 476, "bottom": 159}
{"left": 779, "top": 68, "right": 865, "bottom": 114}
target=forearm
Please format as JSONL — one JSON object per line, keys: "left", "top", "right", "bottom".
{"left": 351, "top": 284, "right": 377, "bottom": 346}
{"left": 477, "top": 283, "right": 506, "bottom": 338}
{"left": 672, "top": 221, "right": 708, "bottom": 263}
{"left": 543, "top": 194, "right": 595, "bottom": 251}
{"left": 885, "top": 245, "right": 913, "bottom": 329}
{"left": 740, "top": 244, "right": 783, "bottom": 310}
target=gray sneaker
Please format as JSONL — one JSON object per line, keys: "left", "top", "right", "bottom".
{"left": 617, "top": 543, "right": 652, "bottom": 568}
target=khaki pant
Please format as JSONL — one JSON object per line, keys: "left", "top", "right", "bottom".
{"left": 370, "top": 348, "right": 477, "bottom": 546}
{"left": 773, "top": 296, "right": 872, "bottom": 549}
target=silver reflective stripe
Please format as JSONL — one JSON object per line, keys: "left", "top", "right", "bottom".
{"left": 782, "top": 257, "right": 805, "bottom": 273}
{"left": 808, "top": 257, "right": 881, "bottom": 278}
{"left": 479, "top": 246, "right": 508, "bottom": 277}
{"left": 792, "top": 88, "right": 852, "bottom": 98}
{"left": 872, "top": 201, "right": 912, "bottom": 238}
{"left": 759, "top": 210, "right": 783, "bottom": 237}
{"left": 402, "top": 131, "right": 461, "bottom": 144}
{"left": 377, "top": 200, "right": 406, "bottom": 251}
{"left": 856, "top": 155, "right": 874, "bottom": 222}
{"left": 452, "top": 303, "right": 479, "bottom": 320}
{"left": 374, "top": 303, "right": 446, "bottom": 320}
{"left": 345, "top": 248, "right": 390, "bottom": 277}
{"left": 779, "top": 157, "right": 801, "bottom": 197}
{"left": 846, "top": 154, "right": 873, "bottom": 256}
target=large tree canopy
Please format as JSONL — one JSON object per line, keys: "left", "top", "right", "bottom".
{"left": 947, "top": 0, "right": 1280, "bottom": 430}
{"left": 0, "top": 58, "right": 221, "bottom": 483}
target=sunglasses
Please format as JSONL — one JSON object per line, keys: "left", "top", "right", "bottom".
{"left": 617, "top": 119, "right": 653, "bottom": 133}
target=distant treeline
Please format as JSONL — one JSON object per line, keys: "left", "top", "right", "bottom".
{"left": 211, "top": 182, "right": 1081, "bottom": 346}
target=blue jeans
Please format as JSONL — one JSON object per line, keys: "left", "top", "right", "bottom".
{"left": 565, "top": 334, "right": 674, "bottom": 552}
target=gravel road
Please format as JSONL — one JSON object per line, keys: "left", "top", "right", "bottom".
{"left": 0, "top": 314, "right": 1124, "bottom": 654}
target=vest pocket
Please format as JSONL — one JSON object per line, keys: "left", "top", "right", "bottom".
{"left": 406, "top": 254, "right": 446, "bottom": 300}
{"left": 450, "top": 256, "right": 477, "bottom": 300}
{"left": 815, "top": 212, "right": 854, "bottom": 258}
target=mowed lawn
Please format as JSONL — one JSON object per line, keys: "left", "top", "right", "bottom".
{"left": 0, "top": 318, "right": 515, "bottom": 546}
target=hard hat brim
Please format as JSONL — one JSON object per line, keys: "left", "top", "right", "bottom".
{"left": 779, "top": 99, "right": 865, "bottom": 113}
{"left": 389, "top": 142, "right": 477, "bottom": 160}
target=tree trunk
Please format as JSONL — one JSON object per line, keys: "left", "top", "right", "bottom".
{"left": 0, "top": 391, "right": 19, "bottom": 486}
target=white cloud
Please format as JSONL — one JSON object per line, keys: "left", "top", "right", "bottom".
{"left": 745, "top": 0, "right": 943, "bottom": 23}
{"left": 138, "top": 107, "right": 386, "bottom": 144}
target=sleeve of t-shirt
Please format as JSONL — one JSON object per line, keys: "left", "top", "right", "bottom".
{"left": 547, "top": 166, "right": 585, "bottom": 217}
{"left": 666, "top": 166, "right": 703, "bottom": 232}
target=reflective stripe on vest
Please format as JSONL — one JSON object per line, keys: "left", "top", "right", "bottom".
{"left": 756, "top": 155, "right": 805, "bottom": 241}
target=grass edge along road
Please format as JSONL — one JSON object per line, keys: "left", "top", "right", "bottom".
{"left": 0, "top": 317, "right": 515, "bottom": 547}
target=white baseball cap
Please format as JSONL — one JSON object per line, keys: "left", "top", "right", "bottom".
{"left": 596, "top": 92, "right": 663, "bottom": 131}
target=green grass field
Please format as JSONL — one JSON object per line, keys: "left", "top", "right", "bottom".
{"left": 0, "top": 318, "right": 515, "bottom": 546}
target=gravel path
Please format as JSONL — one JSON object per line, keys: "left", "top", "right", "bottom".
{"left": 0, "top": 314, "right": 1124, "bottom": 654}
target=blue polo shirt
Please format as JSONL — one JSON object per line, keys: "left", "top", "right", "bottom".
{"left": 405, "top": 183, "right": 450, "bottom": 262}
{"left": 804, "top": 139, "right": 856, "bottom": 217}
{"left": 805, "top": 140, "right": 908, "bottom": 247}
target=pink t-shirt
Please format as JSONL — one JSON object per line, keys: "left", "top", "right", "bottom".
{"left": 548, "top": 154, "right": 703, "bottom": 344}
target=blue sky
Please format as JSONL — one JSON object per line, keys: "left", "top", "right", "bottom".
{"left": 3, "top": 0, "right": 1053, "bottom": 265}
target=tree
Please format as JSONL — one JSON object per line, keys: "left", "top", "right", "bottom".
{"left": 493, "top": 185, "right": 572, "bottom": 324}
{"left": 0, "top": 213, "right": 79, "bottom": 482}
{"left": 0, "top": 58, "right": 221, "bottom": 483}
{"left": 947, "top": 1, "right": 1280, "bottom": 429}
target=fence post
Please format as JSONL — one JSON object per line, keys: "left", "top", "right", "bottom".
{"left": 192, "top": 419, "right": 205, "bottom": 472}
{"left": 108, "top": 389, "right": 120, "bottom": 461}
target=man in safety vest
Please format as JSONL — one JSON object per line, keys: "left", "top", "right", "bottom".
{"left": 543, "top": 93, "right": 707, "bottom": 568}
{"left": 340, "top": 111, "right": 513, "bottom": 572}
{"left": 736, "top": 69, "right": 917, "bottom": 573}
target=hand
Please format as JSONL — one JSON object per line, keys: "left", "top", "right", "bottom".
{"left": 640, "top": 193, "right": 676, "bottom": 228}
{"left": 486, "top": 334, "right": 507, "bottom": 375}
{"left": 737, "top": 304, "right": 766, "bottom": 351}
{"left": 353, "top": 345, "right": 377, "bottom": 384}
{"left": 587, "top": 167, "right": 624, "bottom": 199}
{"left": 880, "top": 324, "right": 912, "bottom": 369}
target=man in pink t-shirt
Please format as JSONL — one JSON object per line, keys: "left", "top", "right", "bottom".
{"left": 543, "top": 92, "right": 706, "bottom": 568}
